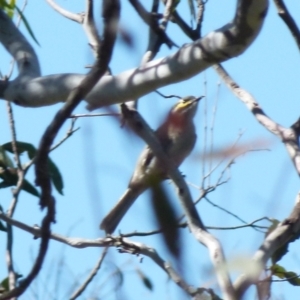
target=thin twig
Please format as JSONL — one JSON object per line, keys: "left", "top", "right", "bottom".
{"left": 201, "top": 73, "right": 208, "bottom": 188}
{"left": 50, "top": 119, "right": 79, "bottom": 152}
{"left": 70, "top": 248, "right": 108, "bottom": 300}
{"left": 154, "top": 90, "right": 181, "bottom": 99}
{"left": 83, "top": 0, "right": 102, "bottom": 57}
{"left": 202, "top": 131, "right": 245, "bottom": 182}
{"left": 195, "top": 0, "right": 205, "bottom": 37}
{"left": 205, "top": 197, "right": 265, "bottom": 233}
{"left": 22, "top": 119, "right": 80, "bottom": 172}
{"left": 5, "top": 101, "right": 21, "bottom": 295}
{"left": 121, "top": 218, "right": 269, "bottom": 237}
{"left": 69, "top": 113, "right": 120, "bottom": 118}
{"left": 46, "top": 0, "right": 83, "bottom": 23}
{"left": 207, "top": 82, "right": 220, "bottom": 187}
{"left": 128, "top": 0, "right": 176, "bottom": 48}
{"left": 214, "top": 63, "right": 300, "bottom": 176}
{"left": 160, "top": 0, "right": 175, "bottom": 30}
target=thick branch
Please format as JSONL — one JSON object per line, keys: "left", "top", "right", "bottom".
{"left": 0, "top": 2, "right": 120, "bottom": 299}
{"left": 273, "top": 0, "right": 300, "bottom": 51}
{"left": 0, "top": 0, "right": 268, "bottom": 109}
{"left": 0, "top": 9, "right": 40, "bottom": 78}
{"left": 35, "top": 0, "right": 120, "bottom": 208}
{"left": 234, "top": 193, "right": 300, "bottom": 298}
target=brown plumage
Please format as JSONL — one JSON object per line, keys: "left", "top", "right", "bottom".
{"left": 100, "top": 96, "right": 202, "bottom": 234}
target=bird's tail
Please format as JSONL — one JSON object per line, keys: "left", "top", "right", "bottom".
{"left": 100, "top": 187, "right": 143, "bottom": 234}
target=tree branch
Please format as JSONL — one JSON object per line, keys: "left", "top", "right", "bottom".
{"left": 0, "top": 1, "right": 120, "bottom": 299}
{"left": 214, "top": 63, "right": 300, "bottom": 176}
{"left": 46, "top": 0, "right": 83, "bottom": 23}
{"left": 0, "top": 9, "right": 40, "bottom": 78}
{"left": 0, "top": 212, "right": 213, "bottom": 300}
{"left": 69, "top": 248, "right": 108, "bottom": 300}
{"left": 0, "top": 0, "right": 269, "bottom": 109}
{"left": 273, "top": 0, "right": 300, "bottom": 51}
{"left": 234, "top": 193, "right": 300, "bottom": 298}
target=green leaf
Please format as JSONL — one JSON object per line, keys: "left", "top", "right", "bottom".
{"left": 0, "top": 277, "right": 8, "bottom": 292}
{"left": 22, "top": 179, "right": 40, "bottom": 197}
{"left": 0, "top": 0, "right": 15, "bottom": 18}
{"left": 0, "top": 146, "right": 14, "bottom": 168}
{"left": 48, "top": 158, "right": 64, "bottom": 195}
{"left": 2, "top": 141, "right": 36, "bottom": 159}
{"left": 2, "top": 141, "right": 64, "bottom": 195}
{"left": 0, "top": 221, "right": 7, "bottom": 232}
{"left": 272, "top": 264, "right": 300, "bottom": 286}
{"left": 15, "top": 6, "right": 40, "bottom": 46}
{"left": 271, "top": 264, "right": 286, "bottom": 279}
{"left": 136, "top": 269, "right": 153, "bottom": 291}
{"left": 0, "top": 167, "right": 40, "bottom": 197}
{"left": 0, "top": 3, "right": 39, "bottom": 44}
{"left": 283, "top": 271, "right": 300, "bottom": 286}
{"left": 0, "top": 274, "right": 22, "bottom": 293}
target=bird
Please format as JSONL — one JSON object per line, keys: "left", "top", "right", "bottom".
{"left": 100, "top": 96, "right": 203, "bottom": 234}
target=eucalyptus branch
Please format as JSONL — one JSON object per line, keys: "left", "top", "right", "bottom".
{"left": 0, "top": 2, "right": 120, "bottom": 299}
{"left": 0, "top": 0, "right": 268, "bottom": 109}
{"left": 128, "top": 0, "right": 176, "bottom": 49}
{"left": 234, "top": 193, "right": 300, "bottom": 298}
{"left": 114, "top": 237, "right": 207, "bottom": 298}
{"left": 0, "top": 210, "right": 212, "bottom": 298}
{"left": 83, "top": 0, "right": 102, "bottom": 56}
{"left": 140, "top": 0, "right": 176, "bottom": 65}
{"left": 214, "top": 63, "right": 300, "bottom": 176}
{"left": 47, "top": 0, "right": 101, "bottom": 55}
{"left": 160, "top": 0, "right": 176, "bottom": 29}
{"left": 195, "top": 0, "right": 205, "bottom": 36}
{"left": 46, "top": 0, "right": 83, "bottom": 23}
{"left": 273, "top": 0, "right": 300, "bottom": 50}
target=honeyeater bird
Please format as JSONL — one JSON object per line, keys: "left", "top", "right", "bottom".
{"left": 100, "top": 96, "right": 203, "bottom": 234}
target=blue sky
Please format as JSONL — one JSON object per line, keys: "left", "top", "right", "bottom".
{"left": 1, "top": 0, "right": 300, "bottom": 299}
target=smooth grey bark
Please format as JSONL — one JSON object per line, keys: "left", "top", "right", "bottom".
{"left": 0, "top": 0, "right": 268, "bottom": 110}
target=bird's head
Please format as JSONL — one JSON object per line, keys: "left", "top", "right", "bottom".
{"left": 169, "top": 96, "right": 203, "bottom": 125}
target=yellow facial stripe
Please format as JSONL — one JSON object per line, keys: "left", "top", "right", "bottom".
{"left": 174, "top": 99, "right": 193, "bottom": 111}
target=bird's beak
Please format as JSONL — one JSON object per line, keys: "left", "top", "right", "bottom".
{"left": 195, "top": 96, "right": 204, "bottom": 102}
